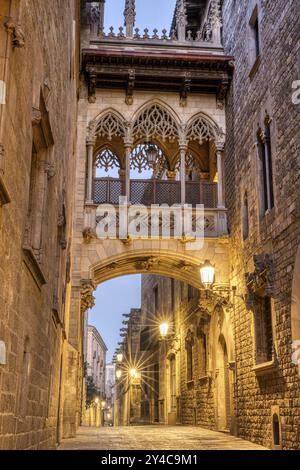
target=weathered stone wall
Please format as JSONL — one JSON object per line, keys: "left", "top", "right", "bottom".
{"left": 223, "top": 0, "right": 300, "bottom": 449}
{"left": 0, "top": 0, "right": 79, "bottom": 449}
{"left": 140, "top": 275, "right": 227, "bottom": 431}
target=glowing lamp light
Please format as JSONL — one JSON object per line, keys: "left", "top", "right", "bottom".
{"left": 159, "top": 322, "right": 169, "bottom": 338}
{"left": 200, "top": 260, "right": 215, "bottom": 289}
{"left": 94, "top": 397, "right": 99, "bottom": 404}
{"left": 130, "top": 368, "right": 138, "bottom": 379}
{"left": 101, "top": 400, "right": 106, "bottom": 409}
{"left": 107, "top": 413, "right": 112, "bottom": 420}
{"left": 117, "top": 352, "right": 124, "bottom": 363}
{"left": 116, "top": 369, "right": 122, "bottom": 380}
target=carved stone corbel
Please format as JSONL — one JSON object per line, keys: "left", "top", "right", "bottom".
{"left": 86, "top": 67, "right": 97, "bottom": 103}
{"left": 5, "top": 18, "right": 25, "bottom": 48}
{"left": 125, "top": 69, "right": 135, "bottom": 105}
{"left": 82, "top": 227, "right": 97, "bottom": 243}
{"left": 216, "top": 80, "right": 229, "bottom": 110}
{"left": 80, "top": 279, "right": 96, "bottom": 314}
{"left": 180, "top": 73, "right": 191, "bottom": 107}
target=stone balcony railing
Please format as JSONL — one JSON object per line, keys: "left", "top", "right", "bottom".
{"left": 94, "top": 26, "right": 222, "bottom": 50}
{"left": 84, "top": 203, "right": 228, "bottom": 239}
{"left": 93, "top": 178, "right": 218, "bottom": 208}
{"left": 84, "top": 176, "right": 227, "bottom": 239}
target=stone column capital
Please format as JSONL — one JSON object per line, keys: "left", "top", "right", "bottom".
{"left": 216, "top": 140, "right": 225, "bottom": 152}
{"left": 86, "top": 137, "right": 96, "bottom": 147}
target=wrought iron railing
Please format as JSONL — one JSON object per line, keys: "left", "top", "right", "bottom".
{"left": 93, "top": 178, "right": 218, "bottom": 208}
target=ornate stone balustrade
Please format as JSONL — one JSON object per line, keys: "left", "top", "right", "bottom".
{"left": 83, "top": 204, "right": 228, "bottom": 239}
{"left": 97, "top": 26, "right": 219, "bottom": 46}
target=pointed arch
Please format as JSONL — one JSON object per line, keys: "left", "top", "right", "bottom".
{"left": 186, "top": 112, "right": 224, "bottom": 144}
{"left": 131, "top": 100, "right": 180, "bottom": 142}
{"left": 87, "top": 108, "right": 127, "bottom": 142}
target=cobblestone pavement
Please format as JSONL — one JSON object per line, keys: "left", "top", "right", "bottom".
{"left": 59, "top": 426, "right": 268, "bottom": 450}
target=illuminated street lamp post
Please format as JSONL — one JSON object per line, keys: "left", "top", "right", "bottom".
{"left": 200, "top": 260, "right": 215, "bottom": 290}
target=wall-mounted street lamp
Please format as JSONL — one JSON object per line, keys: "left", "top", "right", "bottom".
{"left": 117, "top": 352, "right": 124, "bottom": 363}
{"left": 200, "top": 260, "right": 215, "bottom": 290}
{"left": 94, "top": 397, "right": 99, "bottom": 405}
{"left": 199, "top": 259, "right": 239, "bottom": 307}
{"left": 101, "top": 400, "right": 106, "bottom": 409}
{"left": 159, "top": 322, "right": 169, "bottom": 338}
{"left": 129, "top": 368, "right": 138, "bottom": 379}
{"left": 116, "top": 369, "right": 122, "bottom": 380}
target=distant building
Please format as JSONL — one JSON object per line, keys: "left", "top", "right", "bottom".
{"left": 86, "top": 325, "right": 107, "bottom": 396}
{"left": 105, "top": 363, "right": 115, "bottom": 400}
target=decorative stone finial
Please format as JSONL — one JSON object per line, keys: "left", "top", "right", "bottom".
{"left": 176, "top": 0, "right": 187, "bottom": 42}
{"left": 124, "top": 0, "right": 136, "bottom": 38}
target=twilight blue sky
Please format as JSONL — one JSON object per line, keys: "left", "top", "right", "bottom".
{"left": 104, "top": 0, "right": 176, "bottom": 33}
{"left": 89, "top": 275, "right": 142, "bottom": 362}
{"left": 89, "top": 1, "right": 176, "bottom": 363}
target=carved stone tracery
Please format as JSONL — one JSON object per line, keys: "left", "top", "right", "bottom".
{"left": 186, "top": 114, "right": 220, "bottom": 144}
{"left": 88, "top": 112, "right": 126, "bottom": 142}
{"left": 132, "top": 104, "right": 179, "bottom": 142}
{"left": 95, "top": 148, "right": 121, "bottom": 172}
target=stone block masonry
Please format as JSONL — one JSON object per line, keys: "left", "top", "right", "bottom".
{"left": 0, "top": 0, "right": 80, "bottom": 449}
{"left": 223, "top": 0, "right": 300, "bottom": 450}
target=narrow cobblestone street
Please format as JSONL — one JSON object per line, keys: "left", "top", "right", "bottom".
{"left": 59, "top": 426, "right": 268, "bottom": 451}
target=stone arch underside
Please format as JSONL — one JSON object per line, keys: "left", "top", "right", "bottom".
{"left": 80, "top": 238, "right": 230, "bottom": 289}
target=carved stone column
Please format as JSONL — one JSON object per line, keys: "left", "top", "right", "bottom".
{"left": 124, "top": 143, "right": 132, "bottom": 202}
{"left": 86, "top": 140, "right": 95, "bottom": 203}
{"left": 216, "top": 141, "right": 225, "bottom": 208}
{"left": 180, "top": 145, "right": 187, "bottom": 204}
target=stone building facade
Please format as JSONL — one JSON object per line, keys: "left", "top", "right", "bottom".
{"left": 222, "top": 0, "right": 300, "bottom": 450}
{"left": 85, "top": 325, "right": 107, "bottom": 395}
{"left": 0, "top": 0, "right": 80, "bottom": 449}
{"left": 117, "top": 275, "right": 235, "bottom": 432}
